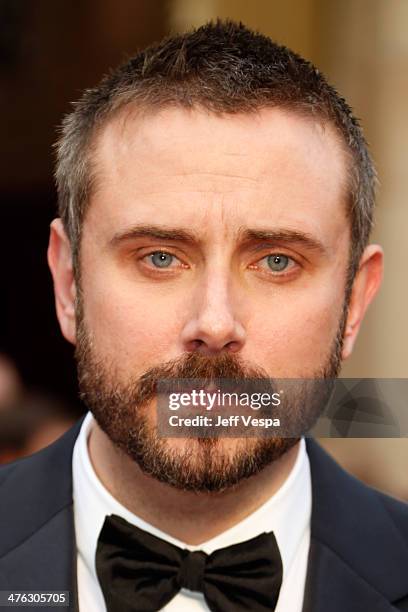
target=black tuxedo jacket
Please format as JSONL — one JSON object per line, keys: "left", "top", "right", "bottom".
{"left": 0, "top": 420, "right": 408, "bottom": 612}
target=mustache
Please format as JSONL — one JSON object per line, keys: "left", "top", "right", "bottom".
{"left": 125, "top": 352, "right": 273, "bottom": 406}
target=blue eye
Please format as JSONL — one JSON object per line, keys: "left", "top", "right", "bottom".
{"left": 267, "top": 254, "right": 289, "bottom": 272}
{"left": 149, "top": 252, "right": 174, "bottom": 268}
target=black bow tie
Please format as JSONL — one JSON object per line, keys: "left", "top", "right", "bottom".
{"left": 95, "top": 514, "right": 283, "bottom": 612}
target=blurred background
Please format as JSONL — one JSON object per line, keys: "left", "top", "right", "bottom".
{"left": 1, "top": 0, "right": 407, "bottom": 498}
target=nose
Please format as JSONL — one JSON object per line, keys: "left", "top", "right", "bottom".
{"left": 180, "top": 270, "right": 246, "bottom": 355}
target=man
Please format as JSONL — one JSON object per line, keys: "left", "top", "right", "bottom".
{"left": 1, "top": 20, "right": 407, "bottom": 612}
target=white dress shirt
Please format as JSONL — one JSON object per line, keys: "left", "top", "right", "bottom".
{"left": 72, "top": 412, "right": 311, "bottom": 611}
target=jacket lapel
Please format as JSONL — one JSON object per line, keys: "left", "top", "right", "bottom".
{"left": 0, "top": 420, "right": 83, "bottom": 611}
{"left": 303, "top": 439, "right": 408, "bottom": 612}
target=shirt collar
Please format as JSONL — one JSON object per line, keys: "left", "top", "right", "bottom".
{"left": 73, "top": 412, "right": 311, "bottom": 583}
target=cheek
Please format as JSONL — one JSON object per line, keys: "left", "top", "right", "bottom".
{"left": 80, "top": 269, "right": 184, "bottom": 371}
{"left": 245, "top": 283, "right": 345, "bottom": 376}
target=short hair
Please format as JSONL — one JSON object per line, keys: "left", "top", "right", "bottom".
{"left": 55, "top": 19, "right": 376, "bottom": 280}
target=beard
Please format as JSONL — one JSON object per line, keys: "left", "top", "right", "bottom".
{"left": 75, "top": 295, "right": 347, "bottom": 493}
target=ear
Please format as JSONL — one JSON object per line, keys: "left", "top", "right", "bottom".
{"left": 47, "top": 219, "right": 77, "bottom": 345}
{"left": 342, "top": 244, "right": 384, "bottom": 360}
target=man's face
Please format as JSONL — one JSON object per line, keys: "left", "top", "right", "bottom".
{"left": 80, "top": 107, "right": 350, "bottom": 370}
{"left": 54, "top": 107, "right": 364, "bottom": 491}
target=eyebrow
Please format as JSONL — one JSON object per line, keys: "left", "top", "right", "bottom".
{"left": 109, "top": 224, "right": 327, "bottom": 254}
{"left": 109, "top": 225, "right": 199, "bottom": 246}
{"left": 237, "top": 228, "right": 327, "bottom": 254}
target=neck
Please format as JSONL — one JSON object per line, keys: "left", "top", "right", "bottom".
{"left": 88, "top": 423, "right": 300, "bottom": 545}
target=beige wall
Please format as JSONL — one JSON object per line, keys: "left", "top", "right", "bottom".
{"left": 318, "top": 0, "right": 408, "bottom": 378}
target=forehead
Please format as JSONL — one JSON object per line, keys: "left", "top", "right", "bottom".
{"left": 87, "top": 106, "right": 349, "bottom": 241}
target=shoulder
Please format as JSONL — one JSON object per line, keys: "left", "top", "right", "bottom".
{"left": 0, "top": 419, "right": 83, "bottom": 558}
{"left": 305, "top": 438, "right": 408, "bottom": 604}
{"left": 304, "top": 439, "right": 408, "bottom": 609}
{"left": 0, "top": 417, "right": 83, "bottom": 488}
